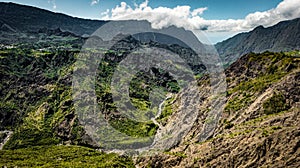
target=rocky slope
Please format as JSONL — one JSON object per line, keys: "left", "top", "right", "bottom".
{"left": 216, "top": 18, "right": 300, "bottom": 66}
{"left": 135, "top": 51, "right": 300, "bottom": 167}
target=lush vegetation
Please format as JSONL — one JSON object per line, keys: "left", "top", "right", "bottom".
{"left": 0, "top": 39, "right": 184, "bottom": 150}
{"left": 0, "top": 47, "right": 86, "bottom": 149}
{"left": 109, "top": 118, "right": 158, "bottom": 138}
{"left": 0, "top": 145, "right": 134, "bottom": 167}
{"left": 95, "top": 47, "right": 180, "bottom": 139}
{"left": 263, "top": 92, "right": 288, "bottom": 115}
{"left": 157, "top": 96, "right": 177, "bottom": 125}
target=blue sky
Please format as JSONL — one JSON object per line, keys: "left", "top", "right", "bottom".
{"left": 0, "top": 0, "right": 282, "bottom": 20}
{"left": 1, "top": 0, "right": 299, "bottom": 43}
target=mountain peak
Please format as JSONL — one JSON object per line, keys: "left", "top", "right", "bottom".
{"left": 253, "top": 25, "right": 265, "bottom": 30}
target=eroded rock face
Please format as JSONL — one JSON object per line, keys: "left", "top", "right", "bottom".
{"left": 135, "top": 52, "right": 300, "bottom": 167}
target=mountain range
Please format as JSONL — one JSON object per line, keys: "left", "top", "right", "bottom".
{"left": 1, "top": 2, "right": 300, "bottom": 58}
{"left": 0, "top": 2, "right": 299, "bottom": 168}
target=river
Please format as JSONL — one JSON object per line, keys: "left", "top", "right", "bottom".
{"left": 151, "top": 94, "right": 173, "bottom": 129}
{"left": 0, "top": 130, "right": 13, "bottom": 150}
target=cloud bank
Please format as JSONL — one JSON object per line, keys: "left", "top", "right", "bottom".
{"left": 101, "top": 0, "right": 300, "bottom": 32}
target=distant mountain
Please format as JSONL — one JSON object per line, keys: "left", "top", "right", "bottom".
{"left": 0, "top": 2, "right": 107, "bottom": 36}
{"left": 215, "top": 18, "right": 300, "bottom": 65}
{"left": 0, "top": 2, "right": 202, "bottom": 48}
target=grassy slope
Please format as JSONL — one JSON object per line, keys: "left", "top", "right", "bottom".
{"left": 0, "top": 46, "right": 180, "bottom": 165}
{"left": 0, "top": 145, "right": 134, "bottom": 167}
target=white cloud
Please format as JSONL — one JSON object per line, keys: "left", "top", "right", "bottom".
{"left": 91, "top": 0, "right": 100, "bottom": 6}
{"left": 191, "top": 7, "right": 207, "bottom": 17}
{"left": 48, "top": 0, "right": 56, "bottom": 9}
{"left": 101, "top": 0, "right": 300, "bottom": 32}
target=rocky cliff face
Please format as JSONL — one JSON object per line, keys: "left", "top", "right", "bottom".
{"left": 135, "top": 51, "right": 300, "bottom": 167}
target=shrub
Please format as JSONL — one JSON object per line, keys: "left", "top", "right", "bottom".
{"left": 263, "top": 93, "right": 288, "bottom": 115}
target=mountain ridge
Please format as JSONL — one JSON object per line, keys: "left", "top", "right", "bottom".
{"left": 0, "top": 2, "right": 107, "bottom": 36}
{"left": 216, "top": 17, "right": 300, "bottom": 65}
{"left": 1, "top": 2, "right": 300, "bottom": 65}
